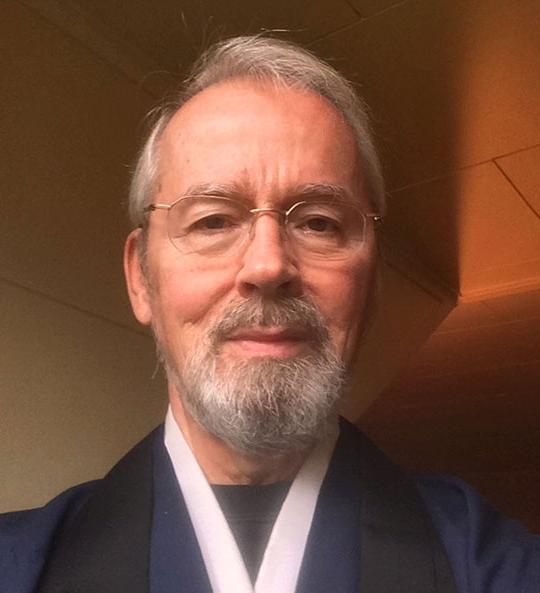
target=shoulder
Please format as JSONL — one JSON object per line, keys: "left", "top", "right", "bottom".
{"left": 415, "top": 474, "right": 540, "bottom": 593}
{"left": 0, "top": 481, "right": 98, "bottom": 593}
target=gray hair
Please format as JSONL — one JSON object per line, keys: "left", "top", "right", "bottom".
{"left": 162, "top": 295, "right": 345, "bottom": 455}
{"left": 129, "top": 35, "right": 386, "bottom": 227}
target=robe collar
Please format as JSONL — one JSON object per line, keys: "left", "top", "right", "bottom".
{"left": 36, "top": 420, "right": 457, "bottom": 593}
{"left": 162, "top": 408, "right": 338, "bottom": 593}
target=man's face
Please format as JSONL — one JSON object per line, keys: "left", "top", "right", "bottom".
{"left": 126, "top": 80, "right": 377, "bottom": 450}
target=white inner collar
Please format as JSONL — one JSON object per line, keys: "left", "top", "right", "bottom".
{"left": 164, "top": 407, "right": 338, "bottom": 593}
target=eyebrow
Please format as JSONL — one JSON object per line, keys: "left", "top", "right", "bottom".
{"left": 180, "top": 182, "right": 248, "bottom": 200}
{"left": 292, "top": 183, "right": 355, "bottom": 204}
{"left": 178, "top": 182, "right": 356, "bottom": 205}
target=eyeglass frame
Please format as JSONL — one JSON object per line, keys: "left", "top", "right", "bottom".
{"left": 141, "top": 194, "right": 383, "bottom": 256}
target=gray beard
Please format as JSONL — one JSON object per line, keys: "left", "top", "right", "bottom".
{"left": 160, "top": 297, "right": 346, "bottom": 456}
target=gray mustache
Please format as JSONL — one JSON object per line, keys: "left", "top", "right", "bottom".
{"left": 209, "top": 297, "right": 330, "bottom": 344}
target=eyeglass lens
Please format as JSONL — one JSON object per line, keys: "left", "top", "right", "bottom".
{"left": 166, "top": 196, "right": 368, "bottom": 259}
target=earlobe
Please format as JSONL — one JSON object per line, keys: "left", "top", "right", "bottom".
{"left": 124, "top": 229, "right": 153, "bottom": 326}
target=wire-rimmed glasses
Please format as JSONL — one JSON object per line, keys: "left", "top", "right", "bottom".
{"left": 143, "top": 195, "right": 381, "bottom": 260}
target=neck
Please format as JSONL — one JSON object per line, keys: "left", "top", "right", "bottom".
{"left": 169, "top": 391, "right": 310, "bottom": 485}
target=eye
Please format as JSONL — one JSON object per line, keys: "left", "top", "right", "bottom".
{"left": 174, "top": 198, "right": 245, "bottom": 235}
{"left": 192, "top": 214, "right": 232, "bottom": 231}
{"left": 167, "top": 196, "right": 250, "bottom": 254}
{"left": 292, "top": 207, "right": 344, "bottom": 236}
{"left": 302, "top": 216, "right": 340, "bottom": 234}
{"left": 186, "top": 212, "right": 242, "bottom": 235}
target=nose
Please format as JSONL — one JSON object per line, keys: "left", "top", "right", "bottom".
{"left": 235, "top": 213, "right": 301, "bottom": 298}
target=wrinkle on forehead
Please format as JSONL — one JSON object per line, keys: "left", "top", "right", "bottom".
{"left": 173, "top": 181, "right": 358, "bottom": 206}
{"left": 156, "top": 79, "right": 366, "bottom": 208}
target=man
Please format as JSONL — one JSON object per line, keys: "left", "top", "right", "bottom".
{"left": 1, "top": 36, "right": 539, "bottom": 593}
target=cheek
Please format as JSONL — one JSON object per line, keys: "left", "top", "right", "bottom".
{"left": 307, "top": 262, "right": 374, "bottom": 356}
{"left": 150, "top": 261, "right": 237, "bottom": 351}
{"left": 326, "top": 281, "right": 362, "bottom": 336}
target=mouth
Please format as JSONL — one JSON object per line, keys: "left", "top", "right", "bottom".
{"left": 222, "top": 326, "right": 313, "bottom": 358}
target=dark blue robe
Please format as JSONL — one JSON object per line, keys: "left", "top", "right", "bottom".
{"left": 1, "top": 422, "right": 539, "bottom": 593}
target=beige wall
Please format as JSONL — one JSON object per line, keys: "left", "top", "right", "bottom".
{"left": 1, "top": 2, "right": 165, "bottom": 512}
{"left": 1, "top": 1, "right": 454, "bottom": 511}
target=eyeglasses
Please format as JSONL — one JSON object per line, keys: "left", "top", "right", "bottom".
{"left": 143, "top": 195, "right": 382, "bottom": 260}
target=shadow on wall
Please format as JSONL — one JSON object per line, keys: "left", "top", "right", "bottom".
{"left": 310, "top": 1, "right": 463, "bottom": 416}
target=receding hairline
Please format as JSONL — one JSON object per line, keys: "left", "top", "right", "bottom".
{"left": 128, "top": 36, "right": 386, "bottom": 228}
{"left": 154, "top": 75, "right": 363, "bottom": 192}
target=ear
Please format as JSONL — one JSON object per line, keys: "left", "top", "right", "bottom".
{"left": 124, "top": 229, "right": 153, "bottom": 326}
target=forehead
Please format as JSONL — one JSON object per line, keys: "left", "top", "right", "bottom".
{"left": 157, "top": 79, "right": 364, "bottom": 204}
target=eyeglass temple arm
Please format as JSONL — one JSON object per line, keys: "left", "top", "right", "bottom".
{"left": 143, "top": 203, "right": 171, "bottom": 213}
{"left": 366, "top": 213, "right": 383, "bottom": 223}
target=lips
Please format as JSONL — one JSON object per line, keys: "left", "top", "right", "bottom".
{"left": 226, "top": 326, "right": 308, "bottom": 342}
{"left": 223, "top": 326, "right": 312, "bottom": 357}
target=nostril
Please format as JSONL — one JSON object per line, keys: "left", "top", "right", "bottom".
{"left": 236, "top": 249, "right": 299, "bottom": 297}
